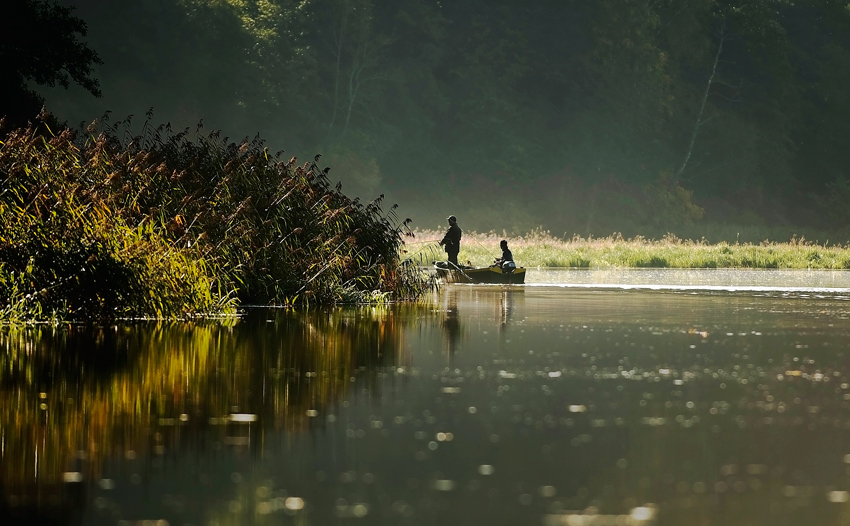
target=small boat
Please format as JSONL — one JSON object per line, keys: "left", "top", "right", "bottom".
{"left": 434, "top": 261, "right": 526, "bottom": 284}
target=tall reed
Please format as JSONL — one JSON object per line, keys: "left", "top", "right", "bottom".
{"left": 0, "top": 112, "right": 432, "bottom": 322}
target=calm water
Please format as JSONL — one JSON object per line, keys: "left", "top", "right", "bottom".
{"left": 3, "top": 270, "right": 850, "bottom": 526}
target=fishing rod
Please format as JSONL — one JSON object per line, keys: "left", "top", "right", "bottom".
{"left": 405, "top": 224, "right": 500, "bottom": 282}
{"left": 401, "top": 240, "right": 443, "bottom": 267}
{"left": 404, "top": 225, "right": 498, "bottom": 260}
{"left": 458, "top": 226, "right": 500, "bottom": 262}
{"left": 443, "top": 258, "right": 475, "bottom": 282}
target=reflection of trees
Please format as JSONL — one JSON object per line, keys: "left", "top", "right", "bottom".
{"left": 0, "top": 304, "right": 425, "bottom": 515}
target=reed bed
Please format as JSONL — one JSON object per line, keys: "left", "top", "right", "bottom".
{"left": 0, "top": 112, "right": 432, "bottom": 322}
{"left": 408, "top": 229, "right": 850, "bottom": 269}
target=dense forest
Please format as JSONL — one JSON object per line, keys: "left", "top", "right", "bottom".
{"left": 8, "top": 0, "right": 850, "bottom": 239}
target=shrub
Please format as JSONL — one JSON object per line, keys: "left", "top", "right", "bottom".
{"left": 0, "top": 112, "right": 431, "bottom": 322}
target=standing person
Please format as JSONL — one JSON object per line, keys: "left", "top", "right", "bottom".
{"left": 439, "top": 215, "right": 462, "bottom": 267}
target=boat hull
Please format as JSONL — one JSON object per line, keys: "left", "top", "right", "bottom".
{"left": 434, "top": 263, "right": 526, "bottom": 284}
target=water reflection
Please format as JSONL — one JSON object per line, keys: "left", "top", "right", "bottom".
{"left": 528, "top": 268, "right": 850, "bottom": 293}
{"left": 0, "top": 307, "right": 423, "bottom": 525}
{"left": 2, "top": 280, "right": 850, "bottom": 525}
{"left": 498, "top": 290, "right": 515, "bottom": 331}
{"left": 441, "top": 293, "right": 462, "bottom": 363}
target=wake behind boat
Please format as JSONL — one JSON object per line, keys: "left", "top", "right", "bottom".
{"left": 434, "top": 261, "right": 526, "bottom": 284}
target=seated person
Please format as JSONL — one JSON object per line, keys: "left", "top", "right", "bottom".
{"left": 493, "top": 239, "right": 516, "bottom": 271}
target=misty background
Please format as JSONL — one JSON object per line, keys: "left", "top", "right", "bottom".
{"left": 32, "top": 0, "right": 850, "bottom": 240}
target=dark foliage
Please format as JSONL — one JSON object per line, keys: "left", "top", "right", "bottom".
{"left": 0, "top": 0, "right": 102, "bottom": 129}
{"left": 8, "top": 0, "right": 850, "bottom": 237}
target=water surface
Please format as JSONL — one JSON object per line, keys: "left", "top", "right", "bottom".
{"left": 3, "top": 270, "right": 850, "bottom": 526}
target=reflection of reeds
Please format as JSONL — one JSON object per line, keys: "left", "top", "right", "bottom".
{"left": 0, "top": 113, "right": 433, "bottom": 322}
{"left": 0, "top": 304, "right": 428, "bottom": 504}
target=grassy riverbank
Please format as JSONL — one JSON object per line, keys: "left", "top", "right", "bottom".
{"left": 408, "top": 230, "right": 850, "bottom": 269}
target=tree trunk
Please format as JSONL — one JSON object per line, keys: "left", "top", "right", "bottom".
{"left": 677, "top": 21, "right": 726, "bottom": 180}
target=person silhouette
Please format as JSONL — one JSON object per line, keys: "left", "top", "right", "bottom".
{"left": 493, "top": 239, "right": 516, "bottom": 272}
{"left": 439, "top": 215, "right": 462, "bottom": 267}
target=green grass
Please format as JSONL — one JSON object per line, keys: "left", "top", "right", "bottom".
{"left": 407, "top": 229, "right": 850, "bottom": 269}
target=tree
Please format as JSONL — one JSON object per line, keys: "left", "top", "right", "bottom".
{"left": 318, "top": 0, "right": 394, "bottom": 141}
{"left": 0, "top": 0, "right": 102, "bottom": 128}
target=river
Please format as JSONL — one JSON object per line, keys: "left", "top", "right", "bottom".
{"left": 3, "top": 269, "right": 850, "bottom": 526}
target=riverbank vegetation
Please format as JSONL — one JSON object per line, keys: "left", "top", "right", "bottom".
{"left": 410, "top": 230, "right": 850, "bottom": 270}
{"left": 0, "top": 113, "right": 431, "bottom": 323}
